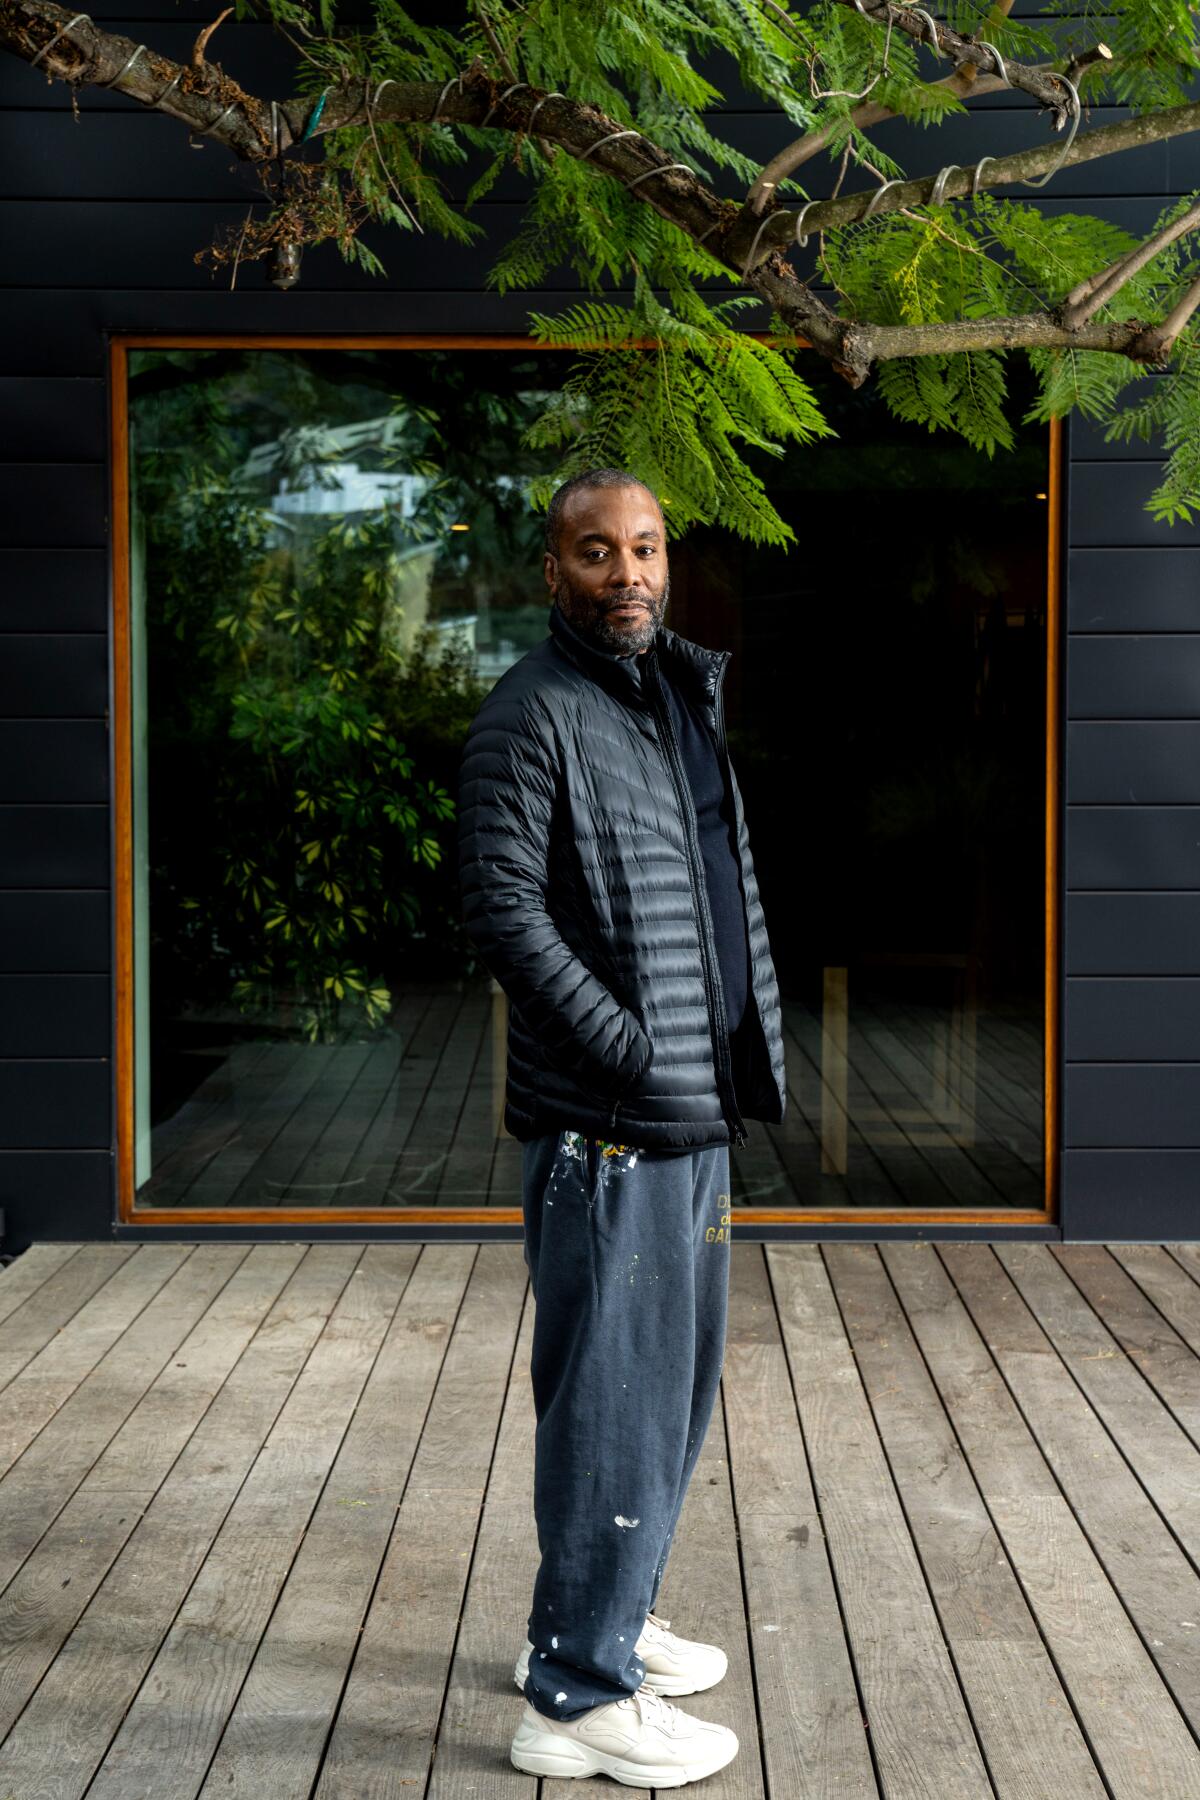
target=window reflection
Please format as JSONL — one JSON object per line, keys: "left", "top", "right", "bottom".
{"left": 127, "top": 346, "right": 1047, "bottom": 1213}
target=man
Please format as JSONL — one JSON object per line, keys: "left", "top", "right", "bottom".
{"left": 457, "top": 469, "right": 787, "bottom": 1787}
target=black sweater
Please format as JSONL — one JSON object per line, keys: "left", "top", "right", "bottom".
{"left": 650, "top": 654, "right": 751, "bottom": 1038}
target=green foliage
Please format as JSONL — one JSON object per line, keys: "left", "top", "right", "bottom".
{"left": 1105, "top": 328, "right": 1200, "bottom": 522}
{"left": 526, "top": 281, "right": 836, "bottom": 540}
{"left": 131, "top": 352, "right": 486, "bottom": 1042}
{"left": 237, "top": 0, "right": 1200, "bottom": 532}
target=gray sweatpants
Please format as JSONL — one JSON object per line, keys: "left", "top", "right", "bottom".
{"left": 520, "top": 1127, "right": 732, "bottom": 1721}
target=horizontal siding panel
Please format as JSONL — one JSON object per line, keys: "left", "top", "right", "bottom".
{"left": 1066, "top": 1064, "right": 1200, "bottom": 1147}
{"left": 0, "top": 1061, "right": 110, "bottom": 1148}
{"left": 1065, "top": 977, "right": 1200, "bottom": 1059}
{"left": 0, "top": 200, "right": 583, "bottom": 291}
{"left": 0, "top": 196, "right": 1169, "bottom": 292}
{"left": 0, "top": 289, "right": 593, "bottom": 377}
{"left": 0, "top": 807, "right": 109, "bottom": 886}
{"left": 1067, "top": 807, "right": 1200, "bottom": 890}
{"left": 1067, "top": 721, "right": 1200, "bottom": 802}
{"left": 0, "top": 1150, "right": 112, "bottom": 1247}
{"left": 0, "top": 722, "right": 108, "bottom": 802}
{"left": 1069, "top": 382, "right": 1167, "bottom": 461}
{"left": 1068, "top": 721, "right": 1200, "bottom": 803}
{"left": 0, "top": 550, "right": 110, "bottom": 630}
{"left": 0, "top": 466, "right": 106, "bottom": 549}
{"left": 1167, "top": 129, "right": 1200, "bottom": 192}
{"left": 0, "top": 376, "right": 106, "bottom": 462}
{"left": 0, "top": 637, "right": 108, "bottom": 718}
{"left": 1062, "top": 1150, "right": 1200, "bottom": 1240}
{"left": 0, "top": 105, "right": 1166, "bottom": 202}
{"left": 1069, "top": 462, "right": 1200, "bottom": 548}
{"left": 1067, "top": 636, "right": 1200, "bottom": 717}
{"left": 1066, "top": 893, "right": 1200, "bottom": 974}
{"left": 0, "top": 891, "right": 110, "bottom": 971}
{"left": 0, "top": 975, "right": 110, "bottom": 1056}
{"left": 1067, "top": 548, "right": 1200, "bottom": 631}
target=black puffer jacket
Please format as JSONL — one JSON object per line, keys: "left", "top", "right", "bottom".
{"left": 456, "top": 603, "right": 787, "bottom": 1151}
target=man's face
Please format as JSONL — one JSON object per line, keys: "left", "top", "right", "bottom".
{"left": 544, "top": 484, "right": 669, "bottom": 656}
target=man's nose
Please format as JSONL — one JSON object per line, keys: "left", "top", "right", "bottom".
{"left": 607, "top": 553, "right": 644, "bottom": 587}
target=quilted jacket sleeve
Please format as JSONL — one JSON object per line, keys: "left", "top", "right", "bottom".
{"left": 457, "top": 688, "right": 654, "bottom": 1096}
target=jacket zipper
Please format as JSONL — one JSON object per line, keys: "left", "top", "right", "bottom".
{"left": 645, "top": 651, "right": 748, "bottom": 1150}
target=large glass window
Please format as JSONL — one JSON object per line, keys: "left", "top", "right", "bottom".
{"left": 123, "top": 343, "right": 1051, "bottom": 1216}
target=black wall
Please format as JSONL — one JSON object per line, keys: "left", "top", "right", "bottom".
{"left": 1, "top": 2, "right": 1194, "bottom": 1243}
{"left": 1063, "top": 406, "right": 1200, "bottom": 1238}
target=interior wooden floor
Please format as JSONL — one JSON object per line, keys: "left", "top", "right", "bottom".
{"left": 136, "top": 985, "right": 1043, "bottom": 1212}
{"left": 1, "top": 1237, "right": 1198, "bottom": 1797}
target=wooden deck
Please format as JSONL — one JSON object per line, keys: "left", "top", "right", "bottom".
{"left": 2, "top": 1236, "right": 1198, "bottom": 1796}
{"left": 136, "top": 985, "right": 1043, "bottom": 1211}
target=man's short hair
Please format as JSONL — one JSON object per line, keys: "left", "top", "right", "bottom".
{"left": 543, "top": 469, "right": 660, "bottom": 557}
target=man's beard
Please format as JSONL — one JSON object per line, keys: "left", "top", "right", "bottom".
{"left": 553, "top": 570, "right": 669, "bottom": 655}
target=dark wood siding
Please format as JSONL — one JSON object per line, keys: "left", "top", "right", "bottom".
{"left": 0, "top": 0, "right": 1193, "bottom": 1241}
{"left": 1064, "top": 378, "right": 1200, "bottom": 1234}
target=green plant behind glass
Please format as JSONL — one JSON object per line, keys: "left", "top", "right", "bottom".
{"left": 132, "top": 353, "right": 471, "bottom": 1044}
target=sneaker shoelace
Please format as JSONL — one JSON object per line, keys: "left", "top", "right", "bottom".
{"left": 626, "top": 1682, "right": 683, "bottom": 1733}
{"left": 642, "top": 1609, "right": 680, "bottom": 1648}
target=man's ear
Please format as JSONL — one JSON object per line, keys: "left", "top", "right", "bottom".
{"left": 543, "top": 551, "right": 557, "bottom": 596}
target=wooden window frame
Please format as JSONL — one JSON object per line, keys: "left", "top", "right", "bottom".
{"left": 110, "top": 332, "right": 1062, "bottom": 1228}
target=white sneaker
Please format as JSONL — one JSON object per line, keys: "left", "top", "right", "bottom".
{"left": 513, "top": 1611, "right": 727, "bottom": 1698}
{"left": 509, "top": 1682, "right": 739, "bottom": 1787}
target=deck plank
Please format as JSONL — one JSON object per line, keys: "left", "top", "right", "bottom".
{"left": 0, "top": 1244, "right": 256, "bottom": 1581}
{"left": 423, "top": 1276, "right": 540, "bottom": 1800}
{"left": 829, "top": 1013, "right": 994, "bottom": 1208}
{"left": 197, "top": 1243, "right": 499, "bottom": 1798}
{"left": 856, "top": 1004, "right": 1041, "bottom": 1204}
{"left": 137, "top": 1041, "right": 277, "bottom": 1198}
{"left": 894, "top": 1243, "right": 1200, "bottom": 1793}
{"left": 722, "top": 1247, "right": 877, "bottom": 1799}
{"left": 0, "top": 1244, "right": 136, "bottom": 1389}
{"left": 311, "top": 1245, "right": 528, "bottom": 1798}
{"left": 434, "top": 988, "right": 502, "bottom": 1205}
{"left": 0, "top": 1243, "right": 192, "bottom": 1476}
{"left": 144, "top": 1044, "right": 313, "bottom": 1209}
{"left": 996, "top": 1244, "right": 1200, "bottom": 1569}
{"left": 3, "top": 1237, "right": 1196, "bottom": 1796}
{"left": 824, "top": 1242, "right": 1106, "bottom": 1800}
{"left": 779, "top": 1012, "right": 895, "bottom": 1209}
{"left": 650, "top": 1344, "right": 767, "bottom": 1799}
{"left": 338, "top": 992, "right": 462, "bottom": 1204}
{"left": 1110, "top": 1243, "right": 1200, "bottom": 1357}
{"left": 390, "top": 989, "right": 488, "bottom": 1203}
{"left": 82, "top": 1246, "right": 418, "bottom": 1800}
{"left": 0, "top": 1245, "right": 360, "bottom": 1798}
{"left": 767, "top": 1244, "right": 994, "bottom": 1798}
{"left": 0, "top": 1244, "right": 315, "bottom": 1740}
{"left": 288, "top": 993, "right": 435, "bottom": 1208}
{"left": 0, "top": 1241, "right": 85, "bottom": 1325}
{"left": 1050, "top": 1243, "right": 1200, "bottom": 1447}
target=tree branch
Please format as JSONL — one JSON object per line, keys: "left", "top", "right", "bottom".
{"left": 2, "top": 0, "right": 1197, "bottom": 388}
{"left": 1059, "top": 197, "right": 1200, "bottom": 328}
{"left": 728, "top": 102, "right": 1200, "bottom": 272}
{"left": 748, "top": 66, "right": 1026, "bottom": 209}
{"left": 744, "top": 0, "right": 1089, "bottom": 214}
{"left": 747, "top": 43, "right": 1113, "bottom": 210}
{"left": 1128, "top": 269, "right": 1200, "bottom": 361}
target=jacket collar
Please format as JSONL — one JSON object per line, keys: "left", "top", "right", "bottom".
{"left": 546, "top": 603, "right": 727, "bottom": 708}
